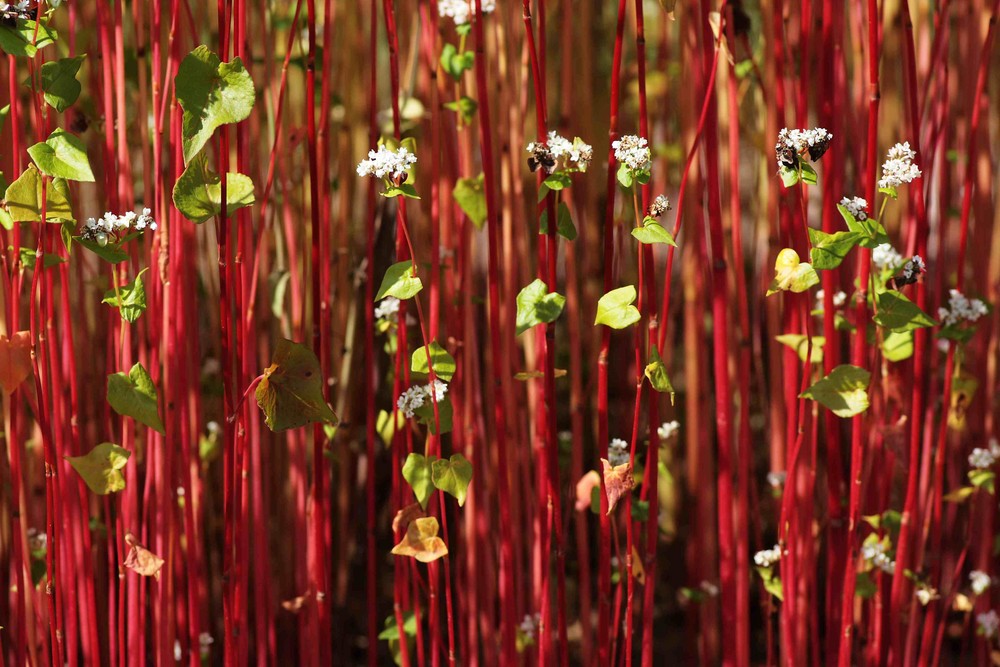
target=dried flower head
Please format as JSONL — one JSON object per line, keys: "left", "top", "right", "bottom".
{"left": 647, "top": 195, "right": 671, "bottom": 218}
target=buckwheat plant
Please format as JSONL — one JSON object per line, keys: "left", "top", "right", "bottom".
{"left": 357, "top": 140, "right": 419, "bottom": 199}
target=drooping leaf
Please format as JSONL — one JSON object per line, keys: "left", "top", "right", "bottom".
{"left": 601, "top": 458, "right": 635, "bottom": 515}
{"left": 123, "top": 532, "right": 165, "bottom": 580}
{"left": 0, "top": 331, "right": 32, "bottom": 394}
{"left": 452, "top": 173, "right": 486, "bottom": 228}
{"left": 0, "top": 21, "right": 57, "bottom": 58}
{"left": 375, "top": 261, "right": 423, "bottom": 301}
{"left": 800, "top": 364, "right": 871, "bottom": 418}
{"left": 40, "top": 55, "right": 85, "bottom": 112}
{"left": 766, "top": 248, "right": 820, "bottom": 296}
{"left": 254, "top": 338, "right": 338, "bottom": 431}
{"left": 107, "top": 361, "right": 165, "bottom": 434}
{"left": 873, "top": 290, "right": 936, "bottom": 332}
{"left": 5, "top": 165, "right": 74, "bottom": 222}
{"left": 28, "top": 129, "right": 95, "bottom": 182}
{"left": 775, "top": 334, "right": 825, "bottom": 364}
{"left": 175, "top": 45, "right": 256, "bottom": 162}
{"left": 515, "top": 279, "right": 566, "bottom": 336}
{"left": 410, "top": 341, "right": 456, "bottom": 382}
{"left": 402, "top": 453, "right": 436, "bottom": 509}
{"left": 595, "top": 285, "right": 641, "bottom": 329}
{"left": 538, "top": 202, "right": 578, "bottom": 240}
{"left": 102, "top": 268, "right": 149, "bottom": 323}
{"left": 631, "top": 218, "right": 677, "bottom": 246}
{"left": 431, "top": 453, "right": 473, "bottom": 506}
{"left": 172, "top": 150, "right": 255, "bottom": 223}
{"left": 644, "top": 347, "right": 674, "bottom": 396}
{"left": 808, "top": 228, "right": 863, "bottom": 270}
{"left": 391, "top": 516, "right": 449, "bottom": 563}
{"left": 66, "top": 442, "right": 130, "bottom": 495}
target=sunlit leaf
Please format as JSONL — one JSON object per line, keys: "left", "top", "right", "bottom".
{"left": 515, "top": 279, "right": 565, "bottom": 336}
{"left": 255, "top": 338, "right": 338, "bottom": 431}
{"left": 391, "top": 516, "right": 448, "bottom": 563}
{"left": 969, "top": 469, "right": 995, "bottom": 494}
{"left": 5, "top": 165, "right": 74, "bottom": 222}
{"left": 838, "top": 205, "right": 888, "bottom": 248}
{"left": 172, "top": 150, "right": 255, "bottom": 223}
{"left": 431, "top": 453, "right": 473, "bottom": 506}
{"left": 0, "top": 20, "right": 57, "bottom": 58}
{"left": 124, "top": 532, "right": 165, "bottom": 580}
{"left": 102, "top": 268, "right": 149, "bottom": 323}
{"left": 595, "top": 285, "right": 641, "bottom": 329}
{"left": 800, "top": 364, "right": 871, "bottom": 418}
{"left": 0, "top": 331, "right": 32, "bottom": 395}
{"left": 40, "top": 55, "right": 85, "bottom": 112}
{"left": 66, "top": 442, "right": 130, "bottom": 495}
{"left": 453, "top": 173, "right": 486, "bottom": 228}
{"left": 601, "top": 458, "right": 635, "bottom": 515}
{"left": 631, "top": 219, "right": 677, "bottom": 246}
{"left": 107, "top": 361, "right": 165, "bottom": 434}
{"left": 402, "top": 453, "right": 435, "bottom": 509}
{"left": 882, "top": 330, "right": 914, "bottom": 362}
{"left": 766, "top": 248, "right": 820, "bottom": 296}
{"left": 775, "top": 334, "right": 825, "bottom": 364}
{"left": 538, "top": 202, "right": 578, "bottom": 240}
{"left": 644, "top": 346, "right": 674, "bottom": 396}
{"left": 808, "top": 228, "right": 863, "bottom": 270}
{"left": 412, "top": 395, "right": 454, "bottom": 435}
{"left": 376, "top": 261, "right": 423, "bottom": 301}
{"left": 410, "top": 341, "right": 456, "bottom": 382}
{"left": 28, "top": 129, "right": 94, "bottom": 182}
{"left": 873, "top": 290, "right": 936, "bottom": 332}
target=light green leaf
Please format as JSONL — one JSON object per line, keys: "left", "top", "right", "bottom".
{"left": 779, "top": 166, "right": 799, "bottom": 188}
{"left": 175, "top": 45, "right": 256, "bottom": 162}
{"left": 101, "top": 268, "right": 148, "bottom": 323}
{"left": 172, "top": 151, "right": 255, "bottom": 222}
{"left": 515, "top": 279, "right": 566, "bottom": 336}
{"left": 799, "top": 163, "right": 818, "bottom": 185}
{"left": 255, "top": 338, "right": 338, "bottom": 432}
{"left": 800, "top": 364, "right": 871, "bottom": 418}
{"left": 382, "top": 183, "right": 420, "bottom": 199}
{"left": 644, "top": 346, "right": 674, "bottom": 396}
{"left": 40, "top": 55, "right": 85, "bottom": 112}
{"left": 411, "top": 341, "right": 456, "bottom": 382}
{"left": 376, "top": 261, "right": 423, "bottom": 301}
{"left": 808, "top": 228, "right": 863, "bottom": 270}
{"left": 616, "top": 162, "right": 634, "bottom": 188}
{"left": 631, "top": 219, "right": 677, "bottom": 246}
{"left": 443, "top": 96, "right": 477, "bottom": 124}
{"left": 431, "top": 453, "right": 473, "bottom": 506}
{"left": 0, "top": 21, "right": 57, "bottom": 58}
{"left": 402, "top": 453, "right": 436, "bottom": 509}
{"left": 775, "top": 334, "right": 825, "bottom": 364}
{"left": 453, "top": 173, "right": 486, "bottom": 228}
{"left": 74, "top": 237, "right": 130, "bottom": 264}
{"left": 882, "top": 330, "right": 914, "bottom": 362}
{"left": 595, "top": 285, "right": 641, "bottom": 329}
{"left": 873, "top": 290, "right": 936, "bottom": 332}
{"left": 5, "top": 165, "right": 74, "bottom": 222}
{"left": 969, "top": 469, "right": 995, "bottom": 494}
{"left": 539, "top": 202, "right": 577, "bottom": 240}
{"left": 766, "top": 248, "right": 820, "bottom": 296}
{"left": 0, "top": 207, "right": 12, "bottom": 231}
{"left": 838, "top": 205, "right": 888, "bottom": 248}
{"left": 66, "top": 443, "right": 130, "bottom": 495}
{"left": 413, "top": 395, "right": 454, "bottom": 435}
{"left": 107, "top": 362, "right": 165, "bottom": 434}
{"left": 28, "top": 129, "right": 94, "bottom": 182}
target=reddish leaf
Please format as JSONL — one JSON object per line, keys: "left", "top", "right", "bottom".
{"left": 124, "top": 532, "right": 165, "bottom": 580}
{"left": 601, "top": 458, "right": 635, "bottom": 515}
{"left": 0, "top": 331, "right": 32, "bottom": 395}
{"left": 392, "top": 502, "right": 425, "bottom": 534}
{"left": 575, "top": 470, "right": 601, "bottom": 512}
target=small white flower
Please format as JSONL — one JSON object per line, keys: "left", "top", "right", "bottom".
{"left": 176, "top": 486, "right": 186, "bottom": 498}
{"left": 766, "top": 471, "right": 787, "bottom": 488}
{"left": 657, "top": 420, "right": 679, "bottom": 441}
{"left": 174, "top": 640, "right": 182, "bottom": 662}
{"left": 397, "top": 380, "right": 449, "bottom": 419}
{"left": 81, "top": 208, "right": 157, "bottom": 243}
{"left": 968, "top": 447, "right": 996, "bottom": 470}
{"left": 861, "top": 541, "right": 896, "bottom": 575}
{"left": 207, "top": 420, "right": 221, "bottom": 435}
{"left": 526, "top": 131, "right": 592, "bottom": 174}
{"left": 612, "top": 135, "right": 651, "bottom": 173}
{"left": 699, "top": 580, "right": 720, "bottom": 597}
{"left": 754, "top": 545, "right": 782, "bottom": 568}
{"left": 647, "top": 195, "right": 671, "bottom": 218}
{"left": 608, "top": 438, "right": 629, "bottom": 467}
{"left": 915, "top": 585, "right": 939, "bottom": 606}
{"left": 900, "top": 256, "right": 926, "bottom": 283}
{"left": 356, "top": 145, "right": 417, "bottom": 181}
{"left": 374, "top": 297, "right": 401, "bottom": 321}
{"left": 775, "top": 127, "right": 833, "bottom": 169}
{"left": 872, "top": 243, "right": 904, "bottom": 271}
{"left": 977, "top": 610, "right": 999, "bottom": 638}
{"left": 878, "top": 142, "right": 921, "bottom": 189}
{"left": 937, "top": 289, "right": 988, "bottom": 327}
{"left": 839, "top": 196, "right": 869, "bottom": 221}
{"left": 970, "top": 570, "right": 992, "bottom": 596}
{"left": 438, "top": 0, "right": 495, "bottom": 25}
{"left": 518, "top": 613, "right": 540, "bottom": 639}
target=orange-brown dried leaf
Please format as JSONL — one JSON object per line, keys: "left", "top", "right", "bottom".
{"left": 281, "top": 590, "right": 313, "bottom": 613}
{"left": 0, "top": 331, "right": 32, "bottom": 395}
{"left": 601, "top": 458, "right": 634, "bottom": 516}
{"left": 123, "top": 532, "right": 165, "bottom": 580}
{"left": 575, "top": 470, "right": 601, "bottom": 512}
{"left": 391, "top": 516, "right": 448, "bottom": 563}
{"left": 392, "top": 502, "right": 426, "bottom": 534}
{"left": 631, "top": 545, "right": 646, "bottom": 585}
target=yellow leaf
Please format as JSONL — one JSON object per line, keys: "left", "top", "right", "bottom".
{"left": 391, "top": 516, "right": 448, "bottom": 563}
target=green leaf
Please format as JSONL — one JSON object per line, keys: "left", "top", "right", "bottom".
{"left": 595, "top": 285, "right": 641, "bottom": 329}
{"left": 541, "top": 172, "right": 572, "bottom": 192}
{"left": 5, "top": 165, "right": 74, "bottom": 222}
{"left": 969, "top": 469, "right": 995, "bottom": 494}
{"left": 538, "top": 202, "right": 578, "bottom": 240}
{"left": 378, "top": 611, "right": 418, "bottom": 641}
{"left": 382, "top": 183, "right": 421, "bottom": 199}
{"left": 616, "top": 162, "right": 634, "bottom": 188}
{"left": 413, "top": 395, "right": 454, "bottom": 435}
{"left": 515, "top": 279, "right": 566, "bottom": 336}
{"left": 775, "top": 334, "right": 825, "bottom": 364}
{"left": 402, "top": 453, "right": 436, "bottom": 509}
{"left": 0, "top": 21, "right": 57, "bottom": 58}
{"left": 431, "top": 453, "right": 473, "bottom": 506}
{"left": 66, "top": 443, "right": 130, "bottom": 495}
{"left": 19, "top": 247, "right": 65, "bottom": 271}
{"left": 799, "top": 163, "right": 818, "bottom": 185}
{"left": 107, "top": 362, "right": 165, "bottom": 434}
{"left": 873, "top": 290, "right": 936, "bottom": 332}
{"left": 882, "top": 330, "right": 914, "bottom": 362}
{"left": 800, "top": 364, "right": 871, "bottom": 418}
{"left": 453, "top": 174, "right": 487, "bottom": 228}
{"left": 376, "top": 261, "right": 423, "bottom": 301}
{"left": 631, "top": 220, "right": 677, "bottom": 246}
{"left": 644, "top": 347, "right": 674, "bottom": 395}
{"left": 255, "top": 338, "right": 339, "bottom": 432}
{"left": 411, "top": 342, "right": 456, "bottom": 382}
{"left": 376, "top": 409, "right": 404, "bottom": 447}
{"left": 40, "top": 55, "right": 85, "bottom": 112}
{"left": 766, "top": 248, "right": 820, "bottom": 296}
{"left": 838, "top": 205, "right": 888, "bottom": 248}
{"left": 101, "top": 268, "right": 149, "bottom": 323}
{"left": 879, "top": 185, "right": 898, "bottom": 200}
{"left": 175, "top": 45, "right": 256, "bottom": 163}
{"left": 855, "top": 571, "right": 878, "bottom": 599}
{"left": 443, "top": 96, "right": 477, "bottom": 124}
{"left": 28, "top": 129, "right": 95, "bottom": 182}
{"left": 74, "top": 237, "right": 130, "bottom": 264}
{"left": 440, "top": 43, "right": 474, "bottom": 81}
{"left": 0, "top": 207, "right": 12, "bottom": 231}
{"left": 172, "top": 151, "right": 255, "bottom": 222}
{"left": 779, "top": 166, "right": 799, "bottom": 188}
{"left": 808, "top": 228, "right": 863, "bottom": 270}
{"left": 761, "top": 572, "right": 784, "bottom": 601}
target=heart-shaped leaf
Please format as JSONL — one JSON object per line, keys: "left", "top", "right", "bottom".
{"left": 391, "top": 516, "right": 449, "bottom": 563}
{"left": 838, "top": 205, "right": 888, "bottom": 248}
{"left": 107, "top": 362, "right": 165, "bottom": 434}
{"left": 402, "top": 453, "right": 436, "bottom": 509}
{"left": 5, "top": 165, "right": 74, "bottom": 222}
{"left": 0, "top": 20, "right": 57, "bottom": 58}
{"left": 631, "top": 219, "right": 677, "bottom": 246}
{"left": 175, "top": 45, "right": 256, "bottom": 162}
{"left": 766, "top": 248, "right": 820, "bottom": 296}
{"left": 412, "top": 395, "right": 454, "bottom": 435}
{"left": 124, "top": 532, "right": 165, "bottom": 580}
{"left": 515, "top": 279, "right": 566, "bottom": 336}
{"left": 102, "top": 268, "right": 149, "bottom": 323}
{"left": 882, "top": 330, "right": 914, "bottom": 362}
{"left": 538, "top": 202, "right": 578, "bottom": 240}
{"left": 644, "top": 347, "right": 674, "bottom": 395}
{"left": 800, "top": 364, "right": 871, "bottom": 418}
{"left": 775, "top": 334, "right": 825, "bottom": 364}
{"left": 28, "top": 129, "right": 95, "bottom": 182}
{"left": 0, "top": 331, "right": 32, "bottom": 394}
{"left": 172, "top": 150, "right": 256, "bottom": 223}
{"left": 431, "top": 453, "right": 473, "bottom": 506}
{"left": 595, "top": 285, "right": 641, "bottom": 329}
{"left": 376, "top": 261, "right": 423, "bottom": 301}
{"left": 410, "top": 341, "right": 456, "bottom": 382}
{"left": 873, "top": 290, "right": 936, "bottom": 332}
{"left": 66, "top": 442, "right": 130, "bottom": 495}
{"left": 808, "top": 228, "right": 863, "bottom": 270}
{"left": 453, "top": 173, "right": 487, "bottom": 228}
{"left": 601, "top": 458, "right": 635, "bottom": 515}
{"left": 40, "top": 55, "right": 85, "bottom": 112}
{"left": 255, "top": 338, "right": 338, "bottom": 432}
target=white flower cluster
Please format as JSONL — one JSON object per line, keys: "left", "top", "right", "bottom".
{"left": 374, "top": 297, "right": 400, "bottom": 321}
{"left": 612, "top": 135, "right": 651, "bottom": 173}
{"left": 915, "top": 585, "right": 939, "bottom": 606}
{"left": 878, "top": 142, "right": 921, "bottom": 189}
{"left": 438, "top": 0, "right": 495, "bottom": 26}
{"left": 971, "top": 570, "right": 992, "bottom": 596}
{"left": 861, "top": 541, "right": 896, "bottom": 575}
{"left": 657, "top": 420, "right": 680, "bottom": 441}
{"left": 968, "top": 439, "right": 1000, "bottom": 470}
{"left": 775, "top": 127, "right": 833, "bottom": 169}
{"left": 839, "top": 196, "right": 868, "bottom": 221}
{"left": 647, "top": 195, "right": 671, "bottom": 218}
{"left": 978, "top": 610, "right": 999, "bottom": 638}
{"left": 608, "top": 438, "right": 629, "bottom": 467}
{"left": 80, "top": 208, "right": 157, "bottom": 245}
{"left": 766, "top": 471, "right": 787, "bottom": 488}
{"left": 699, "top": 580, "right": 720, "bottom": 597}
{"left": 872, "top": 243, "right": 904, "bottom": 270}
{"left": 815, "top": 289, "right": 847, "bottom": 310}
{"left": 356, "top": 145, "right": 417, "bottom": 181}
{"left": 518, "top": 613, "right": 540, "bottom": 640}
{"left": 525, "top": 131, "right": 593, "bottom": 174}
{"left": 0, "top": 1, "right": 30, "bottom": 20}
{"left": 396, "top": 379, "right": 449, "bottom": 418}
{"left": 754, "top": 545, "right": 782, "bottom": 568}
{"left": 937, "top": 289, "right": 988, "bottom": 327}
{"left": 901, "top": 256, "right": 926, "bottom": 283}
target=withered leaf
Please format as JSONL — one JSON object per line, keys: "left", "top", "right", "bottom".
{"left": 391, "top": 516, "right": 448, "bottom": 563}
{"left": 124, "top": 532, "right": 165, "bottom": 580}
{"left": 601, "top": 458, "right": 635, "bottom": 516}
